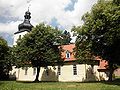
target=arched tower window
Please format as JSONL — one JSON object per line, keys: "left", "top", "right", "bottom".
{"left": 19, "top": 35, "right": 21, "bottom": 39}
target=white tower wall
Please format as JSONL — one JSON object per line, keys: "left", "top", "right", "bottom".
{"left": 13, "top": 31, "right": 28, "bottom": 45}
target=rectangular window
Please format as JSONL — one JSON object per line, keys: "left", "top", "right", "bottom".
{"left": 58, "top": 66, "right": 61, "bottom": 75}
{"left": 73, "top": 64, "right": 77, "bottom": 75}
{"left": 25, "top": 67, "right": 28, "bottom": 75}
{"left": 33, "top": 67, "right": 36, "bottom": 75}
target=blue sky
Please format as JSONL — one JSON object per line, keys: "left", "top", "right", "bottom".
{"left": 65, "top": 0, "right": 78, "bottom": 11}
{"left": 0, "top": 0, "right": 98, "bottom": 46}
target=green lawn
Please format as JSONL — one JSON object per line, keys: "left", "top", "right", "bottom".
{"left": 0, "top": 80, "right": 120, "bottom": 90}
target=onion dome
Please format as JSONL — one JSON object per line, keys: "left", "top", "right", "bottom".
{"left": 14, "top": 10, "right": 33, "bottom": 34}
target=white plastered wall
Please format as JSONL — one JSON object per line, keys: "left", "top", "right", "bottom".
{"left": 13, "top": 31, "right": 28, "bottom": 45}
{"left": 59, "top": 64, "right": 86, "bottom": 82}
{"left": 15, "top": 63, "right": 108, "bottom": 82}
{"left": 16, "top": 67, "right": 36, "bottom": 81}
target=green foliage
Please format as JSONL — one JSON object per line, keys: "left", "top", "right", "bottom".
{"left": 13, "top": 23, "right": 63, "bottom": 67}
{"left": 113, "top": 0, "right": 120, "bottom": 5}
{"left": 0, "top": 81, "right": 120, "bottom": 90}
{"left": 56, "top": 30, "right": 72, "bottom": 45}
{"left": 61, "top": 30, "right": 71, "bottom": 45}
{"left": 74, "top": 0, "right": 120, "bottom": 63}
{"left": 73, "top": 0, "right": 120, "bottom": 81}
{"left": 13, "top": 23, "right": 63, "bottom": 81}
{"left": 0, "top": 37, "right": 8, "bottom": 60}
{"left": 0, "top": 37, "right": 9, "bottom": 80}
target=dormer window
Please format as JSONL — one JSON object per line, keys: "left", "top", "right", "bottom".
{"left": 66, "top": 50, "right": 70, "bottom": 59}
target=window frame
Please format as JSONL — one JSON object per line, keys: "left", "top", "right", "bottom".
{"left": 24, "top": 67, "right": 28, "bottom": 75}
{"left": 58, "top": 66, "right": 61, "bottom": 75}
{"left": 73, "top": 64, "right": 77, "bottom": 75}
{"left": 66, "top": 50, "right": 70, "bottom": 59}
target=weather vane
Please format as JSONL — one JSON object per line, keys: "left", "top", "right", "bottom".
{"left": 27, "top": 0, "right": 32, "bottom": 11}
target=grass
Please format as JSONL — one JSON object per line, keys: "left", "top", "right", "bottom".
{"left": 0, "top": 80, "right": 120, "bottom": 90}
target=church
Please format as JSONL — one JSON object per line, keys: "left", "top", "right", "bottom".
{"left": 9, "top": 10, "right": 109, "bottom": 82}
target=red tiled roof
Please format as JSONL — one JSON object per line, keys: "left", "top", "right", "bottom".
{"left": 94, "top": 56, "right": 108, "bottom": 70}
{"left": 99, "top": 60, "right": 108, "bottom": 69}
{"left": 61, "top": 44, "right": 76, "bottom": 61}
{"left": 61, "top": 44, "right": 108, "bottom": 70}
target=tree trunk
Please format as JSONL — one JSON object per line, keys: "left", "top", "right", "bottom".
{"left": 108, "top": 62, "right": 113, "bottom": 81}
{"left": 34, "top": 66, "right": 40, "bottom": 82}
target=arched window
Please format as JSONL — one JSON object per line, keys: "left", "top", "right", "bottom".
{"left": 66, "top": 50, "right": 70, "bottom": 59}
{"left": 19, "top": 35, "right": 21, "bottom": 39}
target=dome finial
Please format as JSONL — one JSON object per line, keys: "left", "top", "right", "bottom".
{"left": 27, "top": 0, "right": 31, "bottom": 11}
{"left": 24, "top": 9, "right": 31, "bottom": 20}
{"left": 24, "top": 0, "right": 31, "bottom": 20}
{"left": 14, "top": 0, "right": 33, "bottom": 34}
{"left": 28, "top": 6, "right": 29, "bottom": 12}
{"left": 18, "top": 8, "right": 33, "bottom": 32}
{"left": 28, "top": 3, "right": 31, "bottom": 12}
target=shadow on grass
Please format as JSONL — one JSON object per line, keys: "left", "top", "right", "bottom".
{"left": 16, "top": 81, "right": 58, "bottom": 84}
{"left": 16, "top": 78, "right": 120, "bottom": 85}
{"left": 78, "top": 78, "right": 120, "bottom": 86}
{"left": 14, "top": 78, "right": 120, "bottom": 87}
{"left": 102, "top": 78, "right": 120, "bottom": 86}
{"left": 0, "top": 82, "right": 4, "bottom": 86}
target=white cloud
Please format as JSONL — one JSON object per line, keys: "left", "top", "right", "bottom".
{"left": 0, "top": 0, "right": 98, "bottom": 30}
{"left": 30, "top": 0, "right": 70, "bottom": 24}
{"left": 58, "top": 0, "right": 98, "bottom": 30}
{"left": 0, "top": 21, "right": 22, "bottom": 34}
{"left": 0, "top": 0, "right": 98, "bottom": 44}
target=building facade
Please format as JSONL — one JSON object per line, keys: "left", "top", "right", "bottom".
{"left": 9, "top": 10, "right": 109, "bottom": 82}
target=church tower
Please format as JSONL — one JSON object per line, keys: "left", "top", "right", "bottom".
{"left": 13, "top": 10, "right": 33, "bottom": 45}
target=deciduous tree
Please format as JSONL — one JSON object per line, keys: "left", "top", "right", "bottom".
{"left": 13, "top": 23, "right": 63, "bottom": 81}
{"left": 73, "top": 0, "right": 120, "bottom": 81}
{"left": 56, "top": 30, "right": 72, "bottom": 45}
{"left": 0, "top": 37, "right": 9, "bottom": 80}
